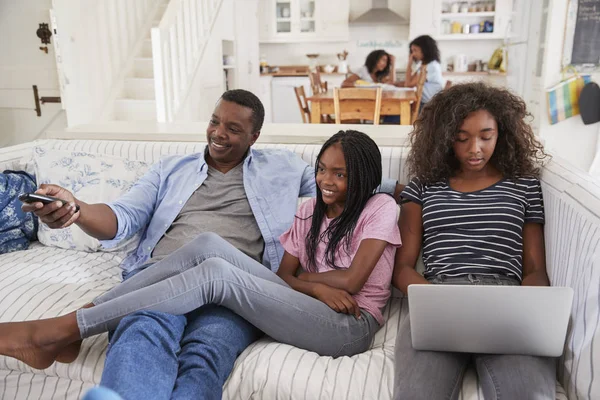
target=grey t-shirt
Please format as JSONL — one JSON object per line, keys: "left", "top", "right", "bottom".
{"left": 149, "top": 162, "right": 265, "bottom": 264}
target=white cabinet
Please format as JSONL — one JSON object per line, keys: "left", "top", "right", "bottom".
{"left": 410, "top": 0, "right": 513, "bottom": 41}
{"left": 271, "top": 76, "right": 311, "bottom": 123}
{"left": 259, "top": 75, "right": 273, "bottom": 123}
{"left": 259, "top": 0, "right": 349, "bottom": 43}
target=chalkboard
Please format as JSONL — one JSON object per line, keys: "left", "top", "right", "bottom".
{"left": 571, "top": 0, "right": 600, "bottom": 64}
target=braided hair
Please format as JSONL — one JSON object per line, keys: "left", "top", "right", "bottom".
{"left": 305, "top": 130, "right": 382, "bottom": 271}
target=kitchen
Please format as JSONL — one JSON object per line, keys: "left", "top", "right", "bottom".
{"left": 256, "top": 0, "right": 520, "bottom": 124}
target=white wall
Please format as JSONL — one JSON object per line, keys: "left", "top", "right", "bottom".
{"left": 52, "top": 0, "right": 157, "bottom": 126}
{"left": 174, "top": 0, "right": 234, "bottom": 121}
{"left": 538, "top": 0, "right": 600, "bottom": 173}
{"left": 0, "top": 0, "right": 67, "bottom": 148}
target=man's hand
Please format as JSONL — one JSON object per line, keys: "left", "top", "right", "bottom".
{"left": 313, "top": 283, "right": 361, "bottom": 318}
{"left": 22, "top": 184, "right": 80, "bottom": 229}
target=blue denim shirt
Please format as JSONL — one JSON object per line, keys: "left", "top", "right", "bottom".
{"left": 101, "top": 146, "right": 396, "bottom": 274}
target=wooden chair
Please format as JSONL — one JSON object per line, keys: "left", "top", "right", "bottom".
{"left": 294, "top": 86, "right": 311, "bottom": 123}
{"left": 411, "top": 65, "right": 428, "bottom": 124}
{"left": 333, "top": 87, "right": 382, "bottom": 125}
{"left": 309, "top": 70, "right": 327, "bottom": 95}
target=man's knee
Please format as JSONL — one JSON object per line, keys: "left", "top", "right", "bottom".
{"left": 111, "top": 311, "right": 187, "bottom": 346}
{"left": 183, "top": 306, "right": 261, "bottom": 355}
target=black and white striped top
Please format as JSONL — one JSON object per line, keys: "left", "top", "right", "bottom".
{"left": 402, "top": 177, "right": 545, "bottom": 281}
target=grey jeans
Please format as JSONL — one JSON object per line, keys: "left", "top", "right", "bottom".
{"left": 77, "top": 232, "right": 379, "bottom": 357}
{"left": 393, "top": 274, "right": 557, "bottom": 400}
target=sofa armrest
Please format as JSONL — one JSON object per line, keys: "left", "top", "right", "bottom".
{"left": 541, "top": 159, "right": 600, "bottom": 400}
{"left": 0, "top": 140, "right": 46, "bottom": 174}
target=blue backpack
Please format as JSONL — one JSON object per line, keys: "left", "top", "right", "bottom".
{"left": 0, "top": 170, "right": 38, "bottom": 254}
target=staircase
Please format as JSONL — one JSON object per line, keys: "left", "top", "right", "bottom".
{"left": 112, "top": 0, "right": 221, "bottom": 122}
{"left": 111, "top": 2, "right": 166, "bottom": 121}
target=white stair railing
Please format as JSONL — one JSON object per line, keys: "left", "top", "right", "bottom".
{"left": 151, "top": 0, "right": 222, "bottom": 122}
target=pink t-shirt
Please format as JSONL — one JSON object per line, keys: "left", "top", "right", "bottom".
{"left": 279, "top": 194, "right": 401, "bottom": 325}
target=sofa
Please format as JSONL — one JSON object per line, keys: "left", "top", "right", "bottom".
{"left": 0, "top": 138, "right": 598, "bottom": 399}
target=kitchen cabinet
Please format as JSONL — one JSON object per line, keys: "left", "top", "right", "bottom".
{"left": 410, "top": 0, "right": 513, "bottom": 41}
{"left": 259, "top": 0, "right": 349, "bottom": 43}
{"left": 259, "top": 75, "right": 273, "bottom": 123}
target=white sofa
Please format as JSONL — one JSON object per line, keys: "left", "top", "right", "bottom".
{"left": 0, "top": 138, "right": 598, "bottom": 400}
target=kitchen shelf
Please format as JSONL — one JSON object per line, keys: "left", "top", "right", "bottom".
{"left": 222, "top": 65, "right": 236, "bottom": 69}
{"left": 300, "top": 17, "right": 315, "bottom": 21}
{"left": 276, "top": 18, "right": 291, "bottom": 22}
{"left": 436, "top": 33, "right": 503, "bottom": 40}
{"left": 441, "top": 12, "right": 495, "bottom": 18}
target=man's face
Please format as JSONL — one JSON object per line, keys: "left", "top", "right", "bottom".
{"left": 205, "top": 100, "right": 260, "bottom": 166}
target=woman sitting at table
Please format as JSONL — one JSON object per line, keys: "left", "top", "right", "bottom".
{"left": 342, "top": 50, "right": 395, "bottom": 87}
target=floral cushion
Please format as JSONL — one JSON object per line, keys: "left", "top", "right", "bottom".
{"left": 33, "top": 147, "right": 150, "bottom": 252}
{"left": 0, "top": 171, "right": 38, "bottom": 254}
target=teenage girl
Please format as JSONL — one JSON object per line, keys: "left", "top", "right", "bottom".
{"left": 393, "top": 82, "right": 555, "bottom": 399}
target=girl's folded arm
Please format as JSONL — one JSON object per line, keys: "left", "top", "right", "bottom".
{"left": 298, "top": 238, "right": 388, "bottom": 295}
{"left": 392, "top": 201, "right": 429, "bottom": 294}
{"left": 276, "top": 251, "right": 325, "bottom": 297}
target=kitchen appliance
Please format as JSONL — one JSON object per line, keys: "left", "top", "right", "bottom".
{"left": 350, "top": 0, "right": 408, "bottom": 25}
{"left": 454, "top": 54, "right": 468, "bottom": 73}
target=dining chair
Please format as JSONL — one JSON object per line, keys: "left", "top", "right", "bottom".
{"left": 411, "top": 65, "right": 428, "bottom": 124}
{"left": 309, "top": 70, "right": 328, "bottom": 95}
{"left": 294, "top": 86, "right": 311, "bottom": 123}
{"left": 333, "top": 87, "right": 382, "bottom": 125}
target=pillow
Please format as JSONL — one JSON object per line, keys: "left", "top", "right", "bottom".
{"left": 0, "top": 170, "right": 38, "bottom": 254}
{"left": 33, "top": 147, "right": 151, "bottom": 252}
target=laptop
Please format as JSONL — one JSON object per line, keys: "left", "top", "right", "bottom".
{"left": 408, "top": 285, "right": 574, "bottom": 357}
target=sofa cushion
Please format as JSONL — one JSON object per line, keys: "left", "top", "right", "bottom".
{"left": 33, "top": 147, "right": 150, "bottom": 252}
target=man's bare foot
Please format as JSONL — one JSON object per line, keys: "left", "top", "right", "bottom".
{"left": 0, "top": 315, "right": 80, "bottom": 370}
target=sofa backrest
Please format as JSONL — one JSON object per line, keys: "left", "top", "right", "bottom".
{"left": 2, "top": 138, "right": 600, "bottom": 399}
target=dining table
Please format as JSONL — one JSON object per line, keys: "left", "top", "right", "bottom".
{"left": 306, "top": 88, "right": 417, "bottom": 125}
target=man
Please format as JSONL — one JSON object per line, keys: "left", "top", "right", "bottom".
{"left": 25, "top": 90, "right": 400, "bottom": 400}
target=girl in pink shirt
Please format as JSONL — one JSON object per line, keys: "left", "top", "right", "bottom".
{"left": 0, "top": 130, "right": 400, "bottom": 369}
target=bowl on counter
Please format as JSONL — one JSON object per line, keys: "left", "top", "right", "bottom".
{"left": 322, "top": 65, "right": 335, "bottom": 73}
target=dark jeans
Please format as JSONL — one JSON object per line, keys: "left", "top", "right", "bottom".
{"left": 100, "top": 264, "right": 262, "bottom": 400}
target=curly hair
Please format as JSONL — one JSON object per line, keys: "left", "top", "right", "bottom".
{"left": 365, "top": 50, "right": 391, "bottom": 82}
{"left": 409, "top": 35, "right": 440, "bottom": 64}
{"left": 406, "top": 82, "right": 547, "bottom": 183}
